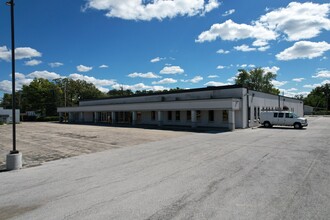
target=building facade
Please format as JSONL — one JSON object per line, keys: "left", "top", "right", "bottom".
{"left": 57, "top": 85, "right": 304, "bottom": 131}
{"left": 0, "top": 107, "right": 20, "bottom": 123}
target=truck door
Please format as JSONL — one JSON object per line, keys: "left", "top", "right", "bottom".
{"left": 277, "top": 112, "right": 285, "bottom": 125}
{"left": 284, "top": 113, "right": 294, "bottom": 126}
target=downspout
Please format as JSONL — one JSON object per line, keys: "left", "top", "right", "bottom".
{"left": 246, "top": 88, "right": 250, "bottom": 128}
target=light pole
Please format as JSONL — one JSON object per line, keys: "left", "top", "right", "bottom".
{"left": 6, "top": 0, "right": 22, "bottom": 170}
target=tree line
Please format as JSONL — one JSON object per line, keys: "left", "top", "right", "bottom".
{"left": 1, "top": 68, "right": 329, "bottom": 117}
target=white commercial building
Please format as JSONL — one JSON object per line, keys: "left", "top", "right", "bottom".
{"left": 0, "top": 107, "right": 20, "bottom": 123}
{"left": 57, "top": 85, "right": 304, "bottom": 131}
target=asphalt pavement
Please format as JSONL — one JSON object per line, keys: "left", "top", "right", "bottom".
{"left": 0, "top": 116, "right": 329, "bottom": 220}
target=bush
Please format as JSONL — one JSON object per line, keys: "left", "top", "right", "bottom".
{"left": 0, "top": 121, "right": 4, "bottom": 125}
{"left": 312, "top": 111, "right": 330, "bottom": 115}
{"left": 36, "top": 116, "right": 59, "bottom": 122}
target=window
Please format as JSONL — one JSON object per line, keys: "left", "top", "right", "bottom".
{"left": 285, "top": 113, "right": 293, "bottom": 118}
{"left": 257, "top": 107, "right": 260, "bottom": 119}
{"left": 278, "top": 113, "right": 284, "bottom": 118}
{"left": 273, "top": 113, "right": 278, "bottom": 117}
{"left": 208, "top": 110, "right": 214, "bottom": 122}
{"left": 248, "top": 107, "right": 251, "bottom": 120}
{"left": 168, "top": 111, "right": 172, "bottom": 120}
{"left": 151, "top": 111, "right": 156, "bottom": 121}
{"left": 175, "top": 111, "right": 180, "bottom": 121}
{"left": 186, "top": 111, "right": 191, "bottom": 121}
{"left": 223, "top": 110, "right": 228, "bottom": 121}
{"left": 196, "top": 110, "right": 201, "bottom": 121}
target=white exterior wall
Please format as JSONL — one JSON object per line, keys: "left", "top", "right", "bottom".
{"left": 58, "top": 86, "right": 304, "bottom": 130}
{"left": 0, "top": 107, "right": 20, "bottom": 123}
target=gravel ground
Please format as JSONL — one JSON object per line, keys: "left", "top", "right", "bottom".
{"left": 0, "top": 122, "right": 190, "bottom": 169}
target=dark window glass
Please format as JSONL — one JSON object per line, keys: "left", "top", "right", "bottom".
{"left": 196, "top": 110, "right": 201, "bottom": 121}
{"left": 223, "top": 110, "right": 228, "bottom": 121}
{"left": 274, "top": 113, "right": 278, "bottom": 117}
{"left": 186, "top": 111, "right": 191, "bottom": 121}
{"left": 209, "top": 110, "right": 214, "bottom": 121}
{"left": 175, "top": 111, "right": 180, "bottom": 121}
{"left": 151, "top": 111, "right": 156, "bottom": 120}
{"left": 278, "top": 113, "right": 284, "bottom": 118}
{"left": 168, "top": 111, "right": 172, "bottom": 120}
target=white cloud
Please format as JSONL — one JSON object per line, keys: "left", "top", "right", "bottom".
{"left": 150, "top": 57, "right": 165, "bottom": 63}
{"left": 276, "top": 41, "right": 330, "bottom": 61}
{"left": 27, "top": 70, "right": 62, "bottom": 80}
{"left": 208, "top": 75, "right": 219, "bottom": 78}
{"left": 292, "top": 78, "right": 305, "bottom": 82}
{"left": 0, "top": 80, "right": 12, "bottom": 93}
{"left": 128, "top": 72, "right": 161, "bottom": 79}
{"left": 85, "top": 0, "right": 220, "bottom": 21}
{"left": 222, "top": 9, "right": 235, "bottom": 17}
{"left": 272, "top": 80, "right": 287, "bottom": 87}
{"left": 216, "top": 65, "right": 225, "bottom": 69}
{"left": 24, "top": 59, "right": 42, "bottom": 66}
{"left": 181, "top": 76, "right": 203, "bottom": 83}
{"left": 49, "top": 62, "right": 63, "bottom": 68}
{"left": 234, "top": 44, "right": 256, "bottom": 52}
{"left": 312, "top": 70, "right": 330, "bottom": 78}
{"left": 263, "top": 66, "right": 280, "bottom": 75}
{"left": 152, "top": 78, "right": 177, "bottom": 85}
{"left": 259, "top": 2, "right": 330, "bottom": 41}
{"left": 304, "top": 80, "right": 330, "bottom": 89}
{"left": 112, "top": 83, "right": 169, "bottom": 91}
{"left": 216, "top": 49, "right": 230, "bottom": 54}
{"left": 0, "top": 46, "right": 42, "bottom": 61}
{"left": 279, "top": 88, "right": 309, "bottom": 98}
{"left": 227, "top": 77, "right": 236, "bottom": 82}
{"left": 160, "top": 66, "right": 184, "bottom": 74}
{"left": 77, "top": 65, "right": 93, "bottom": 72}
{"left": 99, "top": 64, "right": 109, "bottom": 68}
{"left": 196, "top": 19, "right": 276, "bottom": 44}
{"left": 69, "top": 73, "right": 116, "bottom": 87}
{"left": 204, "top": 81, "right": 230, "bottom": 87}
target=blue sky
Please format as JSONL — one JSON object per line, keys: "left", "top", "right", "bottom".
{"left": 0, "top": 0, "right": 330, "bottom": 99}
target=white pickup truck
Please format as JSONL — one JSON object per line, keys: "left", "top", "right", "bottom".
{"left": 260, "top": 111, "right": 308, "bottom": 129}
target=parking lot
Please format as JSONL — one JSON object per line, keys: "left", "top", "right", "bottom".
{"left": 0, "top": 116, "right": 330, "bottom": 219}
{"left": 0, "top": 122, "right": 190, "bottom": 169}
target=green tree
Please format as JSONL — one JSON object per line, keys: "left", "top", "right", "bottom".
{"left": 304, "top": 83, "right": 330, "bottom": 110}
{"left": 235, "top": 68, "right": 280, "bottom": 95}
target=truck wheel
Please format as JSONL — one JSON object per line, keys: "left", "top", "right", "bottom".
{"left": 264, "top": 121, "right": 271, "bottom": 128}
{"left": 294, "top": 123, "right": 302, "bottom": 129}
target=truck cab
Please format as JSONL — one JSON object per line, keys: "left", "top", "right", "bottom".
{"left": 260, "top": 111, "right": 308, "bottom": 129}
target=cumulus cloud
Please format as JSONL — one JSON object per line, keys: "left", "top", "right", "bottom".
{"left": 276, "top": 41, "right": 330, "bottom": 61}
{"left": 85, "top": 0, "right": 220, "bottom": 21}
{"left": 69, "top": 73, "right": 116, "bottom": 86}
{"left": 263, "top": 66, "right": 280, "bottom": 75}
{"left": 204, "top": 81, "right": 230, "bottom": 87}
{"left": 196, "top": 2, "right": 330, "bottom": 53}
{"left": 150, "top": 57, "right": 165, "bottom": 63}
{"left": 112, "top": 83, "right": 169, "bottom": 92}
{"left": 259, "top": 2, "right": 330, "bottom": 41}
{"left": 69, "top": 73, "right": 116, "bottom": 93}
{"left": 77, "top": 65, "right": 93, "bottom": 72}
{"left": 272, "top": 80, "right": 288, "bottom": 87}
{"left": 99, "top": 64, "right": 108, "bottom": 68}
{"left": 27, "top": 70, "right": 62, "bottom": 80}
{"left": 312, "top": 70, "right": 330, "bottom": 78}
{"left": 49, "top": 62, "right": 63, "bottom": 68}
{"left": 208, "top": 75, "right": 219, "bottom": 78}
{"left": 216, "top": 65, "right": 225, "bottom": 69}
{"left": 222, "top": 9, "right": 235, "bottom": 17}
{"left": 24, "top": 59, "right": 42, "bottom": 66}
{"left": 196, "top": 19, "right": 276, "bottom": 44}
{"left": 160, "top": 66, "right": 184, "bottom": 74}
{"left": 152, "top": 78, "right": 177, "bottom": 85}
{"left": 234, "top": 44, "right": 256, "bottom": 52}
{"left": 216, "top": 49, "right": 230, "bottom": 54}
{"left": 0, "top": 46, "right": 42, "bottom": 61}
{"left": 128, "top": 72, "right": 161, "bottom": 79}
{"left": 292, "top": 78, "right": 305, "bottom": 82}
{"left": 303, "top": 80, "right": 330, "bottom": 89}
{"left": 181, "top": 76, "right": 203, "bottom": 83}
